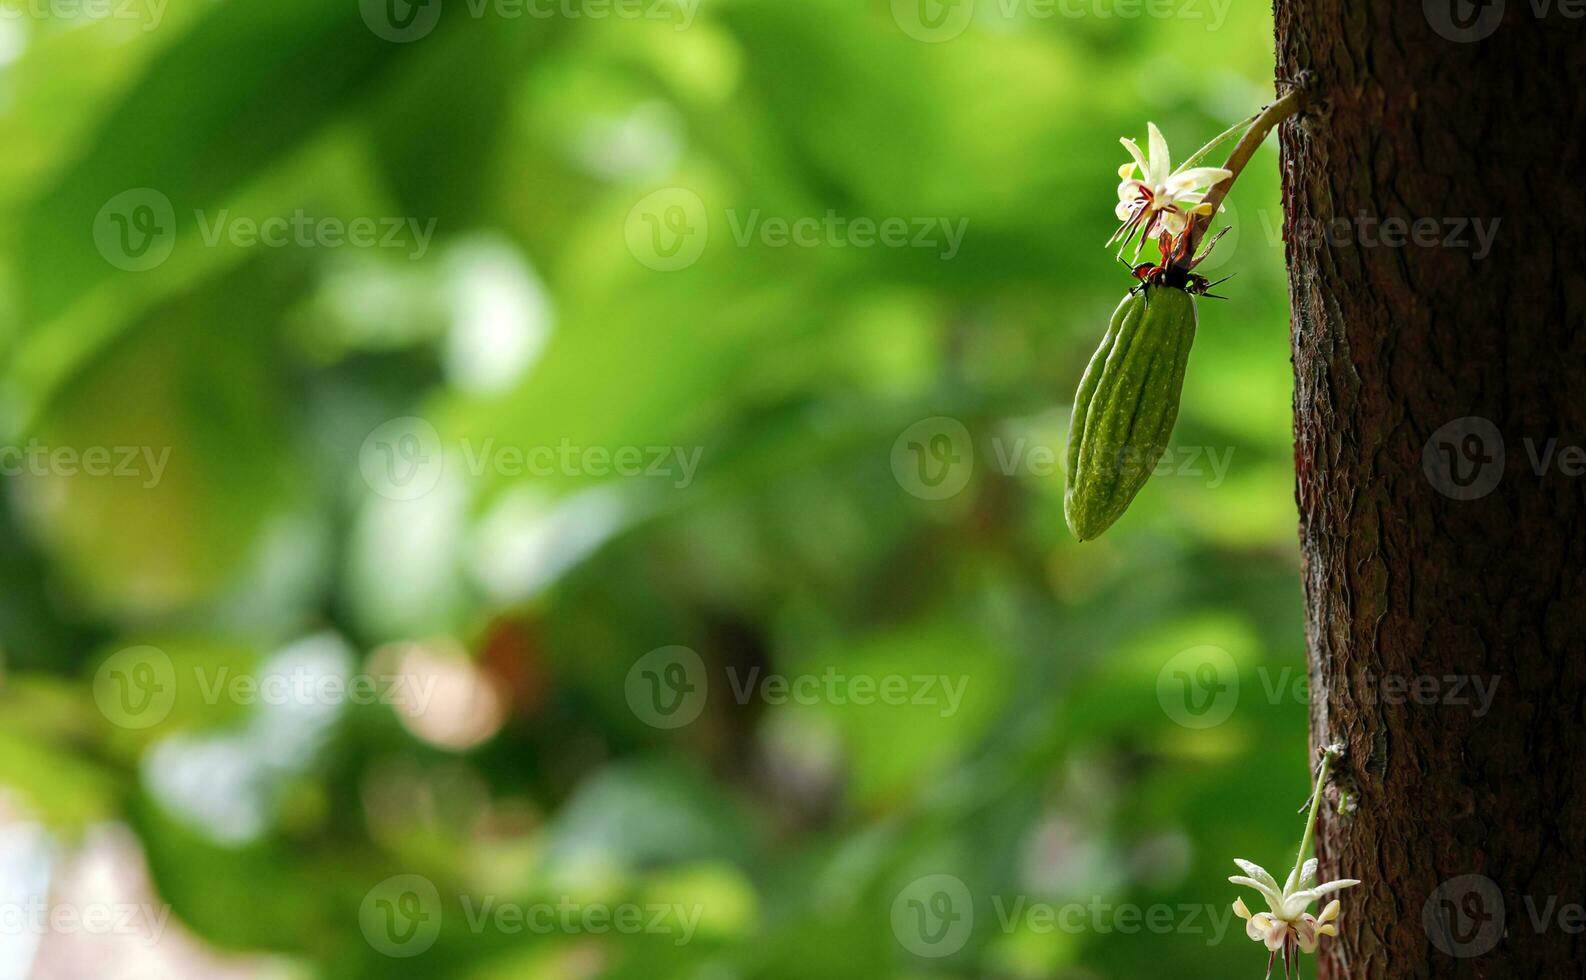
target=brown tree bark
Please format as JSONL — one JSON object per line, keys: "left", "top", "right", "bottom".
{"left": 1275, "top": 1, "right": 1586, "bottom": 977}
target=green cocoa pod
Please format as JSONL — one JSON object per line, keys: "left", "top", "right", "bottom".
{"left": 1065, "top": 286, "right": 1198, "bottom": 540}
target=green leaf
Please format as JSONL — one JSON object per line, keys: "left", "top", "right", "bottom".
{"left": 17, "top": 0, "right": 453, "bottom": 326}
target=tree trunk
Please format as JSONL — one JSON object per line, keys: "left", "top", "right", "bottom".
{"left": 1275, "top": 1, "right": 1586, "bottom": 977}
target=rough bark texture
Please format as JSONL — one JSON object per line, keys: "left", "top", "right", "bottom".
{"left": 1275, "top": 1, "right": 1586, "bottom": 977}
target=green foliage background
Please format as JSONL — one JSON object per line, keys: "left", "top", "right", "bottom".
{"left": 0, "top": 1, "right": 1312, "bottom": 976}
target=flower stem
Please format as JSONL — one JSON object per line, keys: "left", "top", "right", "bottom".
{"left": 1174, "top": 112, "right": 1259, "bottom": 174}
{"left": 1291, "top": 744, "right": 1340, "bottom": 885}
{"left": 1180, "top": 83, "right": 1311, "bottom": 262}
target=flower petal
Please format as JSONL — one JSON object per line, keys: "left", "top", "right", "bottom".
{"left": 1119, "top": 137, "right": 1150, "bottom": 179}
{"left": 1307, "top": 879, "right": 1362, "bottom": 898}
{"left": 1165, "top": 166, "right": 1233, "bottom": 195}
{"left": 1247, "top": 912, "right": 1278, "bottom": 945}
{"left": 1255, "top": 914, "right": 1288, "bottom": 952}
{"left": 1234, "top": 860, "right": 1281, "bottom": 892}
{"left": 1295, "top": 915, "right": 1321, "bottom": 954}
{"left": 1118, "top": 179, "right": 1150, "bottom": 203}
{"left": 1229, "top": 876, "right": 1287, "bottom": 913}
{"left": 1146, "top": 122, "right": 1170, "bottom": 184}
{"left": 1282, "top": 879, "right": 1360, "bottom": 919}
{"left": 1300, "top": 858, "right": 1319, "bottom": 889}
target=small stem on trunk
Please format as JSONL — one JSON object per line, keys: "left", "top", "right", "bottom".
{"left": 1293, "top": 750, "right": 1332, "bottom": 881}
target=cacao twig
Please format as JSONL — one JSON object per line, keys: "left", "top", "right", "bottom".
{"left": 1180, "top": 81, "right": 1312, "bottom": 263}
